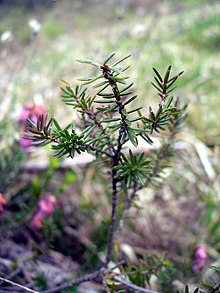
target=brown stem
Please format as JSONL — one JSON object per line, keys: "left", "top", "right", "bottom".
{"left": 41, "top": 270, "right": 104, "bottom": 293}
{"left": 104, "top": 68, "right": 127, "bottom": 266}
{"left": 105, "top": 152, "right": 120, "bottom": 266}
{"left": 84, "top": 143, "right": 111, "bottom": 158}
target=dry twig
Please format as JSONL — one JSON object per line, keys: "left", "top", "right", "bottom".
{"left": 0, "top": 276, "right": 38, "bottom": 293}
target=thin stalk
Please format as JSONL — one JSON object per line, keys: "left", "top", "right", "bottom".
{"left": 105, "top": 129, "right": 124, "bottom": 266}
{"left": 105, "top": 163, "right": 118, "bottom": 266}
{"left": 103, "top": 67, "right": 127, "bottom": 266}
{"left": 0, "top": 277, "right": 38, "bottom": 293}
{"left": 113, "top": 185, "right": 139, "bottom": 241}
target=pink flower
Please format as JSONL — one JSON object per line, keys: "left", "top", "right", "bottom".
{"left": 39, "top": 195, "right": 59, "bottom": 215}
{"left": 195, "top": 246, "right": 207, "bottom": 260}
{"left": 0, "top": 194, "right": 7, "bottom": 213}
{"left": 32, "top": 195, "right": 59, "bottom": 229}
{"left": 20, "top": 137, "right": 32, "bottom": 148}
{"left": 19, "top": 102, "right": 46, "bottom": 123}
{"left": 19, "top": 102, "right": 46, "bottom": 149}
{"left": 193, "top": 245, "right": 208, "bottom": 274}
{"left": 32, "top": 210, "right": 45, "bottom": 228}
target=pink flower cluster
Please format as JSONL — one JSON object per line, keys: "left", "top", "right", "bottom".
{"left": 0, "top": 194, "right": 7, "bottom": 213}
{"left": 19, "top": 102, "right": 46, "bottom": 148}
{"left": 32, "top": 195, "right": 59, "bottom": 228}
{"left": 193, "top": 245, "right": 208, "bottom": 274}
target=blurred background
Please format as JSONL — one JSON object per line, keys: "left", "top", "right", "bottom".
{"left": 0, "top": 0, "right": 220, "bottom": 292}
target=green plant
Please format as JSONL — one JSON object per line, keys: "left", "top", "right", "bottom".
{"left": 33, "top": 273, "right": 49, "bottom": 291}
{"left": 0, "top": 144, "right": 23, "bottom": 193}
{"left": 24, "top": 53, "right": 186, "bottom": 292}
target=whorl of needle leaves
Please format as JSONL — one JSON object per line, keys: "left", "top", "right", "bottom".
{"left": 24, "top": 53, "right": 185, "bottom": 189}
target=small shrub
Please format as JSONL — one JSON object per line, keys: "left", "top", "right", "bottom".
{"left": 24, "top": 52, "right": 186, "bottom": 292}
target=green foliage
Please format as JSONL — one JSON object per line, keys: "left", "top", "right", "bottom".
{"left": 33, "top": 273, "right": 48, "bottom": 290}
{"left": 24, "top": 53, "right": 185, "bottom": 171}
{"left": 142, "top": 96, "right": 182, "bottom": 135}
{"left": 159, "top": 261, "right": 176, "bottom": 293}
{"left": 114, "top": 150, "right": 152, "bottom": 188}
{"left": 123, "top": 254, "right": 174, "bottom": 288}
{"left": 0, "top": 144, "right": 23, "bottom": 193}
{"left": 151, "top": 66, "right": 183, "bottom": 105}
{"left": 209, "top": 265, "right": 220, "bottom": 273}
{"left": 25, "top": 115, "right": 86, "bottom": 158}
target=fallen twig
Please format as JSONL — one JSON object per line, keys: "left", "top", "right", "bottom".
{"left": 113, "top": 275, "right": 159, "bottom": 293}
{"left": 0, "top": 276, "right": 38, "bottom": 293}
{"left": 0, "top": 268, "right": 21, "bottom": 286}
{"left": 209, "top": 282, "right": 220, "bottom": 293}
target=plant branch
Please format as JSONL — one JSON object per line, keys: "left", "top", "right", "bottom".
{"left": 105, "top": 158, "right": 119, "bottom": 266}
{"left": 209, "top": 282, "right": 220, "bottom": 293}
{"left": 0, "top": 268, "right": 21, "bottom": 286}
{"left": 113, "top": 276, "right": 159, "bottom": 293}
{"left": 41, "top": 270, "right": 104, "bottom": 293}
{"left": 145, "top": 112, "right": 177, "bottom": 187}
{"left": 86, "top": 110, "right": 116, "bottom": 155}
{"left": 104, "top": 67, "right": 127, "bottom": 266}
{"left": 84, "top": 143, "right": 112, "bottom": 158}
{"left": 113, "top": 185, "right": 139, "bottom": 241}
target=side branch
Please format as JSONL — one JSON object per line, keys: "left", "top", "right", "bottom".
{"left": 105, "top": 165, "right": 118, "bottom": 266}
{"left": 145, "top": 113, "right": 177, "bottom": 187}
{"left": 41, "top": 270, "right": 103, "bottom": 293}
{"left": 113, "top": 276, "right": 159, "bottom": 293}
{"left": 85, "top": 110, "right": 115, "bottom": 155}
{"left": 113, "top": 186, "right": 139, "bottom": 241}
{"left": 209, "top": 282, "right": 220, "bottom": 293}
